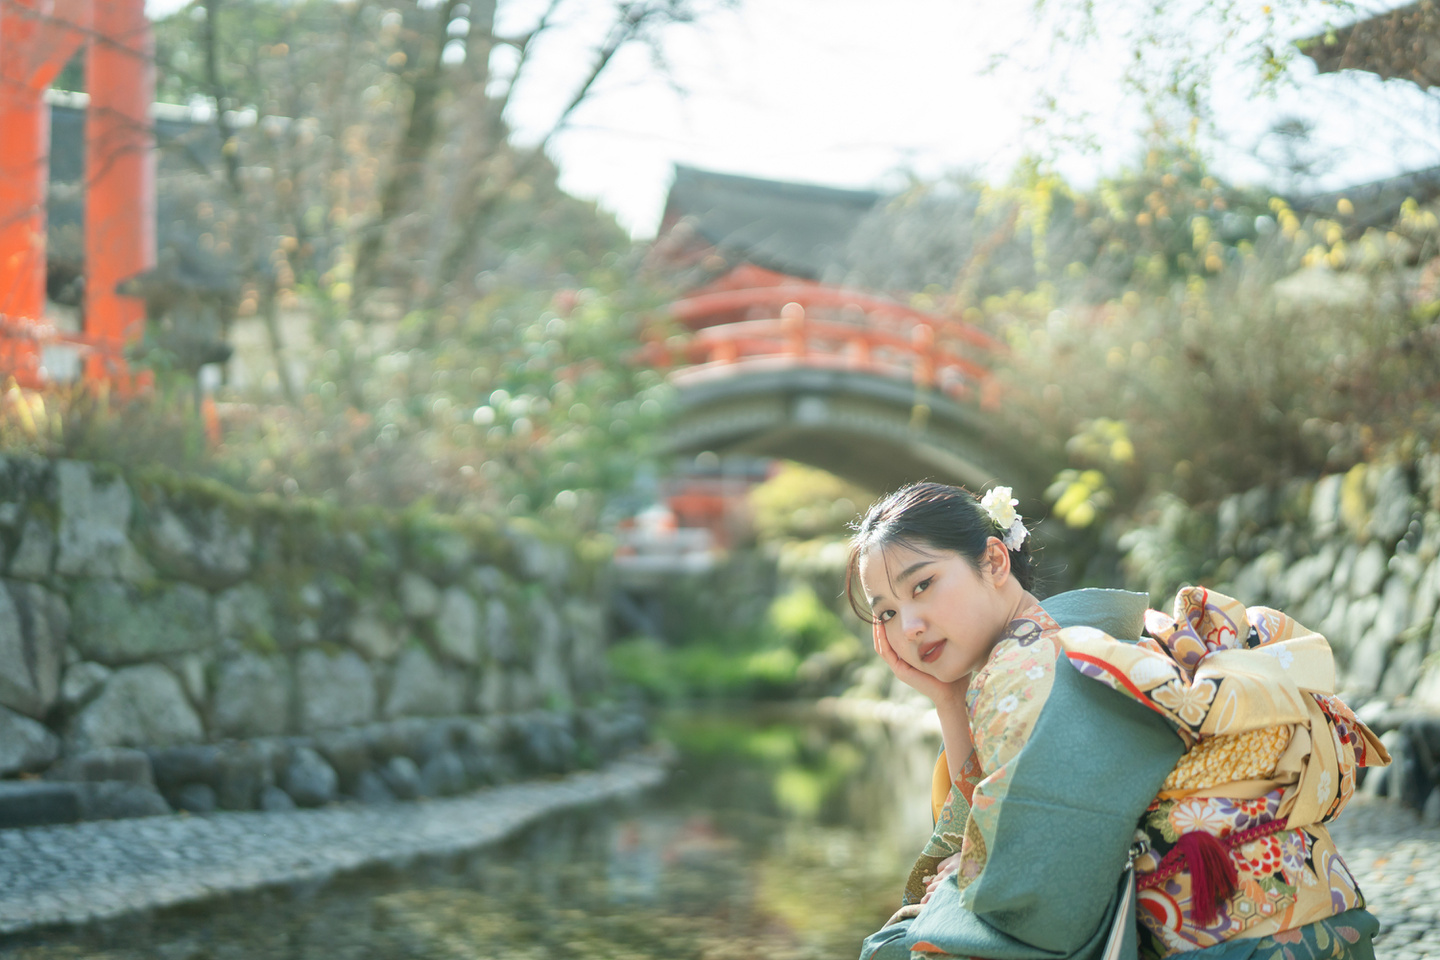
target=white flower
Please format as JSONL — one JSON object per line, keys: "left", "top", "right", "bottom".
{"left": 997, "top": 694, "right": 1019, "bottom": 713}
{"left": 981, "top": 486, "right": 1019, "bottom": 528}
{"left": 1261, "top": 646, "right": 1295, "bottom": 669}
{"left": 1002, "top": 518, "right": 1028, "bottom": 551}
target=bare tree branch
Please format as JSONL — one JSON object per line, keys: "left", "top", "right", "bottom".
{"left": 426, "top": 0, "right": 661, "bottom": 304}
{"left": 349, "top": 0, "right": 466, "bottom": 307}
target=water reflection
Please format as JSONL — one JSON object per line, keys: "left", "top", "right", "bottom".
{"left": 2, "top": 707, "right": 939, "bottom": 960}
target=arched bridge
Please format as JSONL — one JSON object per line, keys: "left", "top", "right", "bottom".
{"left": 648, "top": 274, "right": 1033, "bottom": 493}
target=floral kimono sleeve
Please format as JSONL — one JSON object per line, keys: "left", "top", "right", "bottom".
{"left": 899, "top": 751, "right": 984, "bottom": 907}
{"left": 862, "top": 616, "right": 1183, "bottom": 960}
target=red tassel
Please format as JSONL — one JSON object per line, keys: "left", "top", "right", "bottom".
{"left": 1174, "top": 831, "right": 1238, "bottom": 927}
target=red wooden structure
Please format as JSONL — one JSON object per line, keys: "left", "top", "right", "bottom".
{"left": 650, "top": 264, "right": 1002, "bottom": 407}
{"left": 0, "top": 0, "right": 154, "bottom": 387}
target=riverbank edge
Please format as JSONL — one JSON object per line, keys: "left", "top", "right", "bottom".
{"left": 815, "top": 694, "right": 941, "bottom": 736}
{"left": 0, "top": 747, "right": 673, "bottom": 937}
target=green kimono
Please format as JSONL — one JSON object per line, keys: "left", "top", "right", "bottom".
{"left": 861, "top": 589, "right": 1382, "bottom": 960}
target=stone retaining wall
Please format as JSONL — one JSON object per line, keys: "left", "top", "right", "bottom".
{"left": 1111, "top": 455, "right": 1440, "bottom": 814}
{"left": 0, "top": 455, "right": 631, "bottom": 820}
{"left": 1118, "top": 457, "right": 1440, "bottom": 705}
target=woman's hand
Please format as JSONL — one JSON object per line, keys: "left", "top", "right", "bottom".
{"left": 872, "top": 620, "right": 969, "bottom": 709}
{"left": 920, "top": 852, "right": 964, "bottom": 904}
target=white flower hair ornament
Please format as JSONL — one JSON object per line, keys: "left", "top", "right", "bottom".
{"left": 980, "top": 486, "right": 1029, "bottom": 551}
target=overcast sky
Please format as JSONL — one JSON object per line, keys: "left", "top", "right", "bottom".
{"left": 147, "top": 0, "right": 1440, "bottom": 237}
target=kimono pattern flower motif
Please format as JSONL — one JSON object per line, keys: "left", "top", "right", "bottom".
{"left": 1151, "top": 678, "right": 1217, "bottom": 727}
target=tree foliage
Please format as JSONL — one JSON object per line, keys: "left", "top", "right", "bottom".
{"left": 840, "top": 136, "right": 1440, "bottom": 525}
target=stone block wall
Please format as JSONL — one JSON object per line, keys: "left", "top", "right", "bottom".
{"left": 0, "top": 455, "right": 626, "bottom": 803}
{"left": 1137, "top": 458, "right": 1440, "bottom": 707}
{"left": 1110, "top": 456, "right": 1440, "bottom": 815}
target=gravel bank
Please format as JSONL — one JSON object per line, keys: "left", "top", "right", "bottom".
{"left": 0, "top": 751, "right": 667, "bottom": 936}
{"left": 1329, "top": 795, "right": 1440, "bottom": 957}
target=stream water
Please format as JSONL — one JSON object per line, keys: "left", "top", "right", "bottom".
{"left": 2, "top": 706, "right": 940, "bottom": 960}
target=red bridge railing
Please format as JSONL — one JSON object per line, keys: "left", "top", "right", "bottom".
{"left": 648, "top": 296, "right": 1002, "bottom": 408}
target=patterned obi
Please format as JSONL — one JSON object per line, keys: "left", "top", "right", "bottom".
{"left": 1060, "top": 587, "right": 1388, "bottom": 956}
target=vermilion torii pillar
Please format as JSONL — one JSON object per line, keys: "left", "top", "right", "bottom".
{"left": 0, "top": 0, "right": 152, "bottom": 387}
{"left": 85, "top": 0, "right": 154, "bottom": 382}
{"left": 0, "top": 0, "right": 89, "bottom": 384}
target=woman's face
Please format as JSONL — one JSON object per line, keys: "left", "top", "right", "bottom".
{"left": 858, "top": 540, "right": 1014, "bottom": 683}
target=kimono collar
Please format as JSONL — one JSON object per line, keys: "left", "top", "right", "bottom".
{"left": 1040, "top": 588, "right": 1151, "bottom": 641}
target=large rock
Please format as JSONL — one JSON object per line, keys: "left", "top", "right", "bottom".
{"left": 1415, "top": 657, "right": 1440, "bottom": 709}
{"left": 70, "top": 579, "right": 213, "bottom": 664}
{"left": 420, "top": 749, "right": 467, "bottom": 796}
{"left": 1329, "top": 543, "right": 1360, "bottom": 596}
{"left": 475, "top": 667, "right": 505, "bottom": 714}
{"left": 147, "top": 505, "right": 254, "bottom": 587}
{"left": 380, "top": 755, "right": 422, "bottom": 800}
{"left": 1318, "top": 595, "right": 1349, "bottom": 654}
{"left": 485, "top": 598, "right": 515, "bottom": 663}
{"left": 77, "top": 781, "right": 171, "bottom": 820}
{"left": 8, "top": 516, "right": 54, "bottom": 579}
{"left": 384, "top": 646, "right": 464, "bottom": 718}
{"left": 399, "top": 573, "right": 441, "bottom": 619}
{"left": 0, "top": 781, "right": 81, "bottom": 828}
{"left": 1380, "top": 638, "right": 1426, "bottom": 699}
{"left": 511, "top": 533, "right": 570, "bottom": 587}
{"left": 70, "top": 664, "right": 204, "bottom": 750}
{"left": 0, "top": 703, "right": 60, "bottom": 775}
{"left": 1370, "top": 576, "right": 1414, "bottom": 652}
{"left": 175, "top": 653, "right": 208, "bottom": 705}
{"left": 1342, "top": 595, "right": 1380, "bottom": 654}
{"left": 434, "top": 587, "right": 480, "bottom": 664}
{"left": 507, "top": 668, "right": 538, "bottom": 712}
{"left": 149, "top": 743, "right": 222, "bottom": 790}
{"left": 60, "top": 661, "right": 112, "bottom": 708}
{"left": 173, "top": 783, "right": 218, "bottom": 813}
{"left": 216, "top": 742, "right": 272, "bottom": 810}
{"left": 1346, "top": 625, "right": 1395, "bottom": 695}
{"left": 1279, "top": 543, "right": 1337, "bottom": 609}
{"left": 1348, "top": 542, "right": 1389, "bottom": 598}
{"left": 353, "top": 769, "right": 395, "bottom": 804}
{"left": 53, "top": 460, "right": 151, "bottom": 580}
{"left": 314, "top": 728, "right": 372, "bottom": 793}
{"left": 0, "top": 580, "right": 66, "bottom": 718}
{"left": 565, "top": 599, "right": 608, "bottom": 690}
{"left": 532, "top": 595, "right": 571, "bottom": 706}
{"left": 282, "top": 747, "right": 338, "bottom": 806}
{"left": 1370, "top": 464, "right": 1416, "bottom": 544}
{"left": 214, "top": 583, "right": 276, "bottom": 647}
{"left": 46, "top": 747, "right": 154, "bottom": 787}
{"left": 211, "top": 653, "right": 291, "bottom": 738}
{"left": 348, "top": 607, "right": 401, "bottom": 660}
{"left": 296, "top": 649, "right": 376, "bottom": 732}
{"left": 1230, "top": 550, "right": 1286, "bottom": 606}
{"left": 259, "top": 784, "right": 297, "bottom": 811}
{"left": 364, "top": 716, "right": 429, "bottom": 760}
{"left": 1412, "top": 557, "right": 1440, "bottom": 632}
{"left": 1310, "top": 474, "right": 1344, "bottom": 538}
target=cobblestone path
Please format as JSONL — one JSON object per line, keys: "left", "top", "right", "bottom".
{"left": 0, "top": 753, "right": 666, "bottom": 936}
{"left": 1329, "top": 796, "right": 1440, "bottom": 958}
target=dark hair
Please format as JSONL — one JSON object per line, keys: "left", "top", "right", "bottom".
{"left": 844, "top": 481, "right": 1036, "bottom": 622}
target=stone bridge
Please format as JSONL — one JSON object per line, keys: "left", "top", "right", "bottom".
{"left": 652, "top": 278, "right": 1031, "bottom": 493}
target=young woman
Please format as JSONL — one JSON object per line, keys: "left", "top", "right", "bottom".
{"left": 849, "top": 482, "right": 1388, "bottom": 960}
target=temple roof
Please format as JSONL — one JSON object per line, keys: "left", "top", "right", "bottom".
{"left": 1298, "top": 1, "right": 1440, "bottom": 90}
{"left": 1293, "top": 162, "right": 1440, "bottom": 226}
{"left": 657, "top": 165, "right": 882, "bottom": 280}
